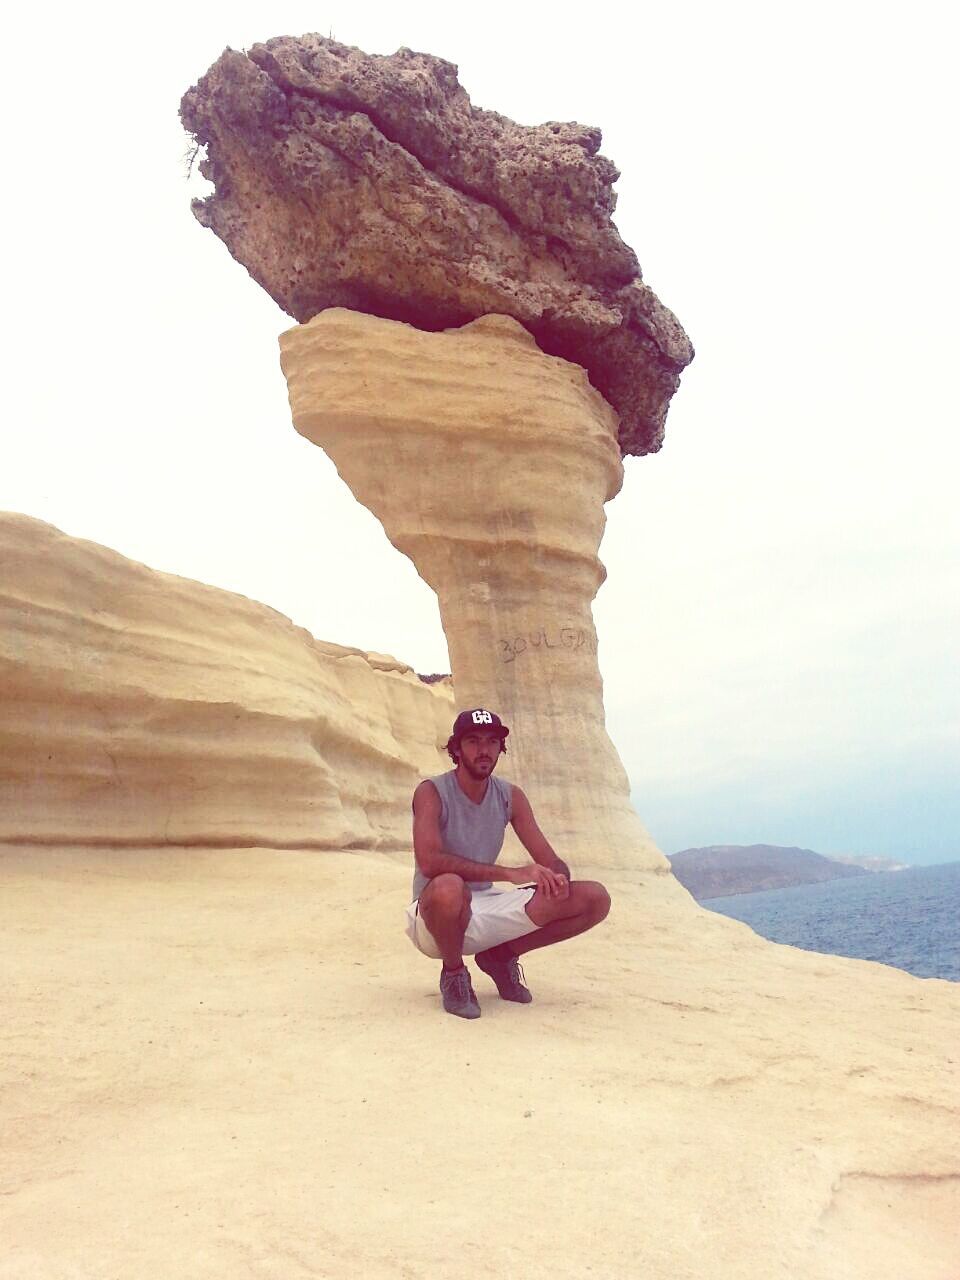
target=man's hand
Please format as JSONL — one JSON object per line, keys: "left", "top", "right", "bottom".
{"left": 508, "top": 863, "right": 570, "bottom": 899}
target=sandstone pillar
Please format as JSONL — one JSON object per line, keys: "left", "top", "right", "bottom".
{"left": 280, "top": 308, "right": 666, "bottom": 871}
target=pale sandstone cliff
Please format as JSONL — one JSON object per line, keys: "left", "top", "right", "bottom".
{"left": 0, "top": 513, "right": 452, "bottom": 849}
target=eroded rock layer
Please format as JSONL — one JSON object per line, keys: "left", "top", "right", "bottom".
{"left": 180, "top": 35, "right": 693, "bottom": 455}
{"left": 0, "top": 514, "right": 452, "bottom": 848}
{"left": 281, "top": 309, "right": 668, "bottom": 873}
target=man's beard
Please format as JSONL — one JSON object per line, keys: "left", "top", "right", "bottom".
{"left": 461, "top": 756, "right": 495, "bottom": 781}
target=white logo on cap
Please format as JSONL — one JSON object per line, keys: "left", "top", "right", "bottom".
{"left": 471, "top": 710, "right": 493, "bottom": 725}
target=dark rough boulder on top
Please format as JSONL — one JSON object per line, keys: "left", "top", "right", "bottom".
{"left": 180, "top": 35, "right": 693, "bottom": 456}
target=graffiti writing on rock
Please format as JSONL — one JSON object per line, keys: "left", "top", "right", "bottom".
{"left": 499, "top": 625, "right": 597, "bottom": 663}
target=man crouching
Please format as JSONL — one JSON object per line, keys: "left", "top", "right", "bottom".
{"left": 404, "top": 708, "right": 611, "bottom": 1018}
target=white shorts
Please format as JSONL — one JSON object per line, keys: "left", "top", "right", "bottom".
{"left": 404, "top": 886, "right": 539, "bottom": 960}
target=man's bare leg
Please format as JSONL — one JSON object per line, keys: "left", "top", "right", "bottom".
{"left": 474, "top": 882, "right": 610, "bottom": 1002}
{"left": 418, "top": 873, "right": 472, "bottom": 969}
{"left": 419, "top": 874, "right": 481, "bottom": 1019}
{"left": 511, "top": 881, "right": 611, "bottom": 957}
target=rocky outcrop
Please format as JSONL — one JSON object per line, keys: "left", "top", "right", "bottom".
{"left": 280, "top": 308, "right": 668, "bottom": 874}
{"left": 180, "top": 35, "right": 692, "bottom": 455}
{"left": 0, "top": 514, "right": 452, "bottom": 849}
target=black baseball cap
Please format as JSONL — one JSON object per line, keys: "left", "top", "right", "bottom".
{"left": 448, "top": 708, "right": 510, "bottom": 746}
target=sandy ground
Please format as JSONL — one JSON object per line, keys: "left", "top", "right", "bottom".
{"left": 3, "top": 846, "right": 959, "bottom": 1280}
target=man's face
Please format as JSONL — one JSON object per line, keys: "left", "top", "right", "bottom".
{"left": 457, "top": 730, "right": 503, "bottom": 780}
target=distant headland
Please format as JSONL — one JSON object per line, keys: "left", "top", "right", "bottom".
{"left": 669, "top": 844, "right": 908, "bottom": 900}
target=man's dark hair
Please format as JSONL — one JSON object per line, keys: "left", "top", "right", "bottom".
{"left": 446, "top": 735, "right": 508, "bottom": 765}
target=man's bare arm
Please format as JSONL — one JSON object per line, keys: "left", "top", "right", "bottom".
{"left": 412, "top": 780, "right": 525, "bottom": 885}
{"left": 510, "top": 787, "right": 571, "bottom": 881}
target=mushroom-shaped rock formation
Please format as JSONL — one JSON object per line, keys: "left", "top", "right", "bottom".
{"left": 280, "top": 309, "right": 667, "bottom": 873}
{"left": 180, "top": 35, "right": 693, "bottom": 456}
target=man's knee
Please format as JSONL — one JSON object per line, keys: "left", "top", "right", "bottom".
{"left": 421, "top": 873, "right": 471, "bottom": 918}
{"left": 527, "top": 878, "right": 610, "bottom": 927}
{"left": 579, "top": 880, "right": 611, "bottom": 922}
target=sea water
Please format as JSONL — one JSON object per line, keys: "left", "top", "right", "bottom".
{"left": 703, "top": 860, "right": 960, "bottom": 981}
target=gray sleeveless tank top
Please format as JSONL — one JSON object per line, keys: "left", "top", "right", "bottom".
{"left": 411, "top": 770, "right": 513, "bottom": 900}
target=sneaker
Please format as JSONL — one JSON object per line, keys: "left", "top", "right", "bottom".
{"left": 475, "top": 945, "right": 533, "bottom": 1003}
{"left": 439, "top": 965, "right": 481, "bottom": 1019}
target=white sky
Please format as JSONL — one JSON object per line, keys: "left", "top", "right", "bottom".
{"left": 3, "top": 1, "right": 958, "bottom": 863}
